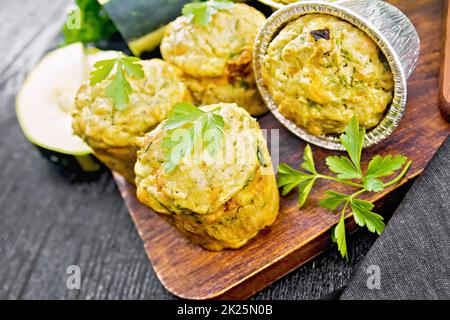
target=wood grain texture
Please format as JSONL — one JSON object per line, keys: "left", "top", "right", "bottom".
{"left": 0, "top": 0, "right": 391, "bottom": 301}
{"left": 440, "top": 0, "right": 450, "bottom": 120}
{"left": 0, "top": 0, "right": 172, "bottom": 300}
{"left": 115, "top": 0, "right": 450, "bottom": 300}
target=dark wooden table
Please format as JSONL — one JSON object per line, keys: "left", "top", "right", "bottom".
{"left": 0, "top": 0, "right": 409, "bottom": 300}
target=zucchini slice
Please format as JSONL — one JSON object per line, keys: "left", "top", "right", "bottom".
{"left": 16, "top": 43, "right": 117, "bottom": 176}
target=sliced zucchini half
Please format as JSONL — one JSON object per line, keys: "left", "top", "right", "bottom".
{"left": 16, "top": 43, "right": 117, "bottom": 176}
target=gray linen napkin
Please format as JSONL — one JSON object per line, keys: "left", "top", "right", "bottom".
{"left": 341, "top": 137, "right": 450, "bottom": 300}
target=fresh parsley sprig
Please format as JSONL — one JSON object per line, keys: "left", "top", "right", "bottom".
{"left": 182, "top": 0, "right": 234, "bottom": 25}
{"left": 90, "top": 54, "right": 144, "bottom": 109}
{"left": 162, "top": 102, "right": 225, "bottom": 172}
{"left": 277, "top": 117, "right": 412, "bottom": 260}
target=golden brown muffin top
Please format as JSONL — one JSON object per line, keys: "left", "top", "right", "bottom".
{"left": 135, "top": 103, "right": 268, "bottom": 215}
{"left": 72, "top": 59, "right": 192, "bottom": 150}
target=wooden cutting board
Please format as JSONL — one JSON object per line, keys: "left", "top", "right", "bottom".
{"left": 114, "top": 0, "right": 450, "bottom": 299}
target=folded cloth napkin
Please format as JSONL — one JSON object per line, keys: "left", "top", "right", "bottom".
{"left": 341, "top": 136, "right": 450, "bottom": 300}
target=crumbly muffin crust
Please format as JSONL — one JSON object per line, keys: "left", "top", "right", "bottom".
{"left": 262, "top": 14, "right": 394, "bottom": 135}
{"left": 135, "top": 103, "right": 279, "bottom": 250}
{"left": 72, "top": 59, "right": 192, "bottom": 182}
{"left": 161, "top": 3, "right": 268, "bottom": 116}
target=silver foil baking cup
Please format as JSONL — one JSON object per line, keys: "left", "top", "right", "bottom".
{"left": 259, "top": 0, "right": 346, "bottom": 11}
{"left": 254, "top": 0, "right": 420, "bottom": 150}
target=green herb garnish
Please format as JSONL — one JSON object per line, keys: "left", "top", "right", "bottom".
{"left": 277, "top": 117, "right": 411, "bottom": 260}
{"left": 63, "top": 0, "right": 117, "bottom": 45}
{"left": 90, "top": 54, "right": 144, "bottom": 109}
{"left": 162, "top": 102, "right": 225, "bottom": 172}
{"left": 182, "top": 0, "right": 234, "bottom": 25}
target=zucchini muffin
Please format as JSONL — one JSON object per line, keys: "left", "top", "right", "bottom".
{"left": 160, "top": 3, "right": 268, "bottom": 116}
{"left": 135, "top": 103, "right": 279, "bottom": 250}
{"left": 262, "top": 14, "right": 394, "bottom": 136}
{"left": 72, "top": 59, "right": 192, "bottom": 183}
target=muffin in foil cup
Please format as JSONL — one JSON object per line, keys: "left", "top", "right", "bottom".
{"left": 254, "top": 0, "right": 420, "bottom": 150}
